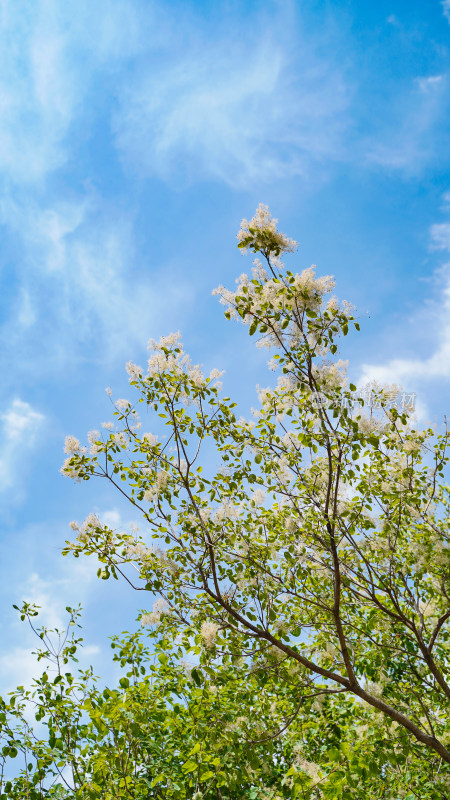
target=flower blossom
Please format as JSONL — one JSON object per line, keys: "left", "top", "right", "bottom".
{"left": 126, "top": 361, "right": 142, "bottom": 380}
{"left": 115, "top": 398, "right": 130, "bottom": 411}
{"left": 356, "top": 415, "right": 386, "bottom": 436}
{"left": 200, "top": 621, "right": 220, "bottom": 648}
{"left": 64, "top": 435, "right": 81, "bottom": 454}
{"left": 76, "top": 513, "right": 101, "bottom": 542}
{"left": 141, "top": 597, "right": 170, "bottom": 627}
{"left": 112, "top": 431, "right": 128, "bottom": 448}
{"left": 250, "top": 489, "right": 266, "bottom": 506}
{"left": 237, "top": 204, "right": 297, "bottom": 254}
{"left": 149, "top": 331, "right": 182, "bottom": 350}
{"left": 88, "top": 430, "right": 101, "bottom": 455}
{"left": 144, "top": 470, "right": 169, "bottom": 501}
{"left": 292, "top": 747, "right": 322, "bottom": 783}
{"left": 60, "top": 457, "right": 83, "bottom": 481}
{"left": 142, "top": 432, "right": 159, "bottom": 446}
{"left": 312, "top": 360, "right": 347, "bottom": 391}
{"left": 146, "top": 333, "right": 210, "bottom": 392}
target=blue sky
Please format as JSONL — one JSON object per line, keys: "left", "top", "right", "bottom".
{"left": 1, "top": 0, "right": 450, "bottom": 687}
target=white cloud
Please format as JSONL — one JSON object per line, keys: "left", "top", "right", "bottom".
{"left": 0, "top": 646, "right": 40, "bottom": 692}
{"left": 0, "top": 0, "right": 446, "bottom": 191}
{"left": 0, "top": 567, "right": 101, "bottom": 693}
{"left": 430, "top": 221, "right": 450, "bottom": 251}
{"left": 417, "top": 75, "right": 443, "bottom": 93}
{"left": 100, "top": 508, "right": 123, "bottom": 529}
{"left": 20, "top": 572, "right": 68, "bottom": 630}
{"left": 442, "top": 0, "right": 450, "bottom": 22}
{"left": 1, "top": 398, "right": 44, "bottom": 441}
{"left": 0, "top": 192, "right": 193, "bottom": 371}
{"left": 360, "top": 295, "right": 450, "bottom": 383}
{"left": 0, "top": 504, "right": 140, "bottom": 693}
{"left": 0, "top": 398, "right": 45, "bottom": 492}
{"left": 0, "top": 0, "right": 145, "bottom": 185}
{"left": 113, "top": 20, "right": 350, "bottom": 186}
{"left": 0, "top": 1, "right": 77, "bottom": 183}
{"left": 359, "top": 214, "right": 450, "bottom": 414}
{"left": 366, "top": 74, "right": 447, "bottom": 171}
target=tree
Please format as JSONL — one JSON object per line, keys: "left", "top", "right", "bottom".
{"left": 1, "top": 606, "right": 447, "bottom": 798}
{"left": 1, "top": 605, "right": 296, "bottom": 799}
{"left": 61, "top": 204, "right": 450, "bottom": 793}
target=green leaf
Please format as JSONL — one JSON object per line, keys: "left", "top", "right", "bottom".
{"left": 150, "top": 774, "right": 165, "bottom": 787}
{"left": 183, "top": 760, "right": 198, "bottom": 774}
{"left": 191, "top": 668, "right": 202, "bottom": 686}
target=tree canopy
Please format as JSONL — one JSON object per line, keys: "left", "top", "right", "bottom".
{"left": 27, "top": 203, "right": 450, "bottom": 796}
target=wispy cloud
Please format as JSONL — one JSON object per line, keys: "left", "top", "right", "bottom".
{"left": 359, "top": 209, "right": 450, "bottom": 413}
{"left": 0, "top": 1, "right": 79, "bottom": 183}
{"left": 365, "top": 73, "right": 448, "bottom": 171}
{"left": 0, "top": 398, "right": 45, "bottom": 494}
{"left": 0, "top": 192, "right": 193, "bottom": 375}
{"left": 0, "top": 505, "right": 141, "bottom": 692}
{"left": 0, "top": 0, "right": 448, "bottom": 193}
{"left": 359, "top": 274, "right": 450, "bottom": 383}
{"left": 430, "top": 221, "right": 450, "bottom": 251}
{"left": 0, "top": 1, "right": 198, "bottom": 379}
{"left": 0, "top": 0, "right": 145, "bottom": 185}
{"left": 113, "top": 15, "right": 350, "bottom": 187}
{"left": 417, "top": 75, "right": 443, "bottom": 92}
{"left": 0, "top": 568, "right": 100, "bottom": 692}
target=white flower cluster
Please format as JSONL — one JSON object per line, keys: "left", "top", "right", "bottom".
{"left": 150, "top": 331, "right": 182, "bottom": 350}
{"left": 257, "top": 385, "right": 273, "bottom": 406}
{"left": 325, "top": 641, "right": 338, "bottom": 657}
{"left": 236, "top": 204, "right": 298, "bottom": 254}
{"left": 200, "top": 621, "right": 220, "bottom": 648}
{"left": 70, "top": 513, "right": 101, "bottom": 543}
{"left": 144, "top": 470, "right": 169, "bottom": 501}
{"left": 355, "top": 414, "right": 387, "bottom": 436}
{"left": 88, "top": 430, "right": 102, "bottom": 455}
{"left": 365, "top": 680, "right": 384, "bottom": 699}
{"left": 291, "top": 267, "right": 335, "bottom": 312}
{"left": 402, "top": 438, "right": 422, "bottom": 455}
{"left": 292, "top": 747, "right": 322, "bottom": 783}
{"left": 141, "top": 597, "right": 170, "bottom": 627}
{"left": 115, "top": 398, "right": 131, "bottom": 411}
{"left": 213, "top": 499, "right": 242, "bottom": 523}
{"left": 145, "top": 332, "right": 224, "bottom": 392}
{"left": 60, "top": 450, "right": 85, "bottom": 481}
{"left": 250, "top": 489, "right": 266, "bottom": 506}
{"left": 418, "top": 599, "right": 440, "bottom": 619}
{"left": 127, "top": 542, "right": 179, "bottom": 575}
{"left": 214, "top": 260, "right": 338, "bottom": 354}
{"left": 112, "top": 431, "right": 128, "bottom": 449}
{"left": 142, "top": 432, "right": 159, "bottom": 446}
{"left": 312, "top": 359, "right": 347, "bottom": 391}
{"left": 127, "top": 543, "right": 147, "bottom": 557}
{"left": 64, "top": 435, "right": 82, "bottom": 454}
{"left": 276, "top": 455, "right": 292, "bottom": 486}
{"left": 178, "top": 458, "right": 188, "bottom": 475}
{"left": 126, "top": 361, "right": 143, "bottom": 380}
{"left": 237, "top": 416, "right": 256, "bottom": 432}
